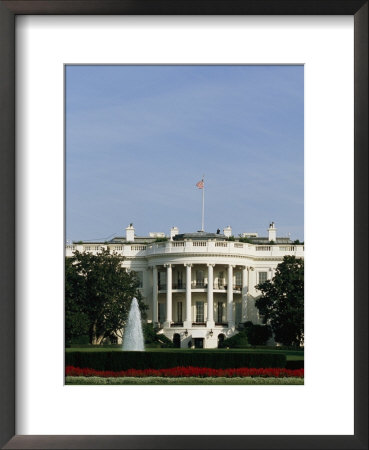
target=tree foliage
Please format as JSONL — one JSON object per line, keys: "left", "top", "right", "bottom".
{"left": 243, "top": 321, "right": 273, "bottom": 346}
{"left": 255, "top": 256, "right": 304, "bottom": 347}
{"left": 65, "top": 249, "right": 147, "bottom": 345}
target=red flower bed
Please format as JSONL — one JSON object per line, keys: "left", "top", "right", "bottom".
{"left": 66, "top": 366, "right": 304, "bottom": 378}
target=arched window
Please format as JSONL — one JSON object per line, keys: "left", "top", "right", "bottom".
{"left": 173, "top": 333, "right": 181, "bottom": 348}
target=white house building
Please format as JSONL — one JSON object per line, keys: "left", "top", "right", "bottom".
{"left": 66, "top": 223, "right": 304, "bottom": 348}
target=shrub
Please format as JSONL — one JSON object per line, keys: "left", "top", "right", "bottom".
{"left": 143, "top": 324, "right": 174, "bottom": 348}
{"left": 156, "top": 334, "right": 174, "bottom": 348}
{"left": 143, "top": 323, "right": 157, "bottom": 344}
{"left": 65, "top": 350, "right": 286, "bottom": 371}
{"left": 69, "top": 335, "right": 90, "bottom": 345}
{"left": 238, "top": 236, "right": 252, "bottom": 244}
{"left": 68, "top": 343, "right": 122, "bottom": 349}
{"left": 219, "top": 331, "right": 249, "bottom": 349}
{"left": 66, "top": 376, "right": 304, "bottom": 385}
{"left": 244, "top": 323, "right": 273, "bottom": 346}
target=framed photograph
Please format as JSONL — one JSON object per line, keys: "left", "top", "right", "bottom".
{"left": 0, "top": 1, "right": 367, "bottom": 449}
{"left": 64, "top": 63, "right": 305, "bottom": 386}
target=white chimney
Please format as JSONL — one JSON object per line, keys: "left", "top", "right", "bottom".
{"left": 170, "top": 226, "right": 179, "bottom": 240}
{"left": 268, "top": 222, "right": 276, "bottom": 242}
{"left": 223, "top": 226, "right": 232, "bottom": 238}
{"left": 126, "top": 223, "right": 135, "bottom": 242}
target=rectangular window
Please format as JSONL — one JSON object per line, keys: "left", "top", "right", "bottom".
{"left": 196, "top": 301, "right": 204, "bottom": 322}
{"left": 134, "top": 271, "right": 143, "bottom": 288}
{"left": 258, "top": 271, "right": 268, "bottom": 284}
{"left": 177, "top": 302, "right": 183, "bottom": 322}
{"left": 217, "top": 272, "right": 225, "bottom": 289}
{"left": 217, "top": 302, "right": 224, "bottom": 323}
{"left": 158, "top": 303, "right": 166, "bottom": 323}
{"left": 235, "top": 271, "right": 242, "bottom": 289}
{"left": 176, "top": 271, "right": 183, "bottom": 289}
{"left": 158, "top": 271, "right": 166, "bottom": 290}
{"left": 195, "top": 270, "right": 204, "bottom": 287}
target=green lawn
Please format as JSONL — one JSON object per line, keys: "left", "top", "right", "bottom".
{"left": 66, "top": 346, "right": 304, "bottom": 361}
{"left": 66, "top": 376, "right": 304, "bottom": 385}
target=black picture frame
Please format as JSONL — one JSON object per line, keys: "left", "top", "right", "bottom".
{"left": 0, "top": 1, "right": 367, "bottom": 449}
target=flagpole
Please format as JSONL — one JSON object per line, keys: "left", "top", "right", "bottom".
{"left": 201, "top": 175, "right": 205, "bottom": 232}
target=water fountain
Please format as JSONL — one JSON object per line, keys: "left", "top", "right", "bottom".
{"left": 122, "top": 297, "right": 144, "bottom": 351}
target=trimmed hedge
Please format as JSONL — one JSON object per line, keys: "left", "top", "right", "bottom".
{"left": 285, "top": 360, "right": 304, "bottom": 370}
{"left": 219, "top": 331, "right": 249, "bottom": 349}
{"left": 65, "top": 351, "right": 286, "bottom": 371}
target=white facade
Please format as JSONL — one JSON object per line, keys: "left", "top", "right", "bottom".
{"left": 66, "top": 224, "right": 304, "bottom": 348}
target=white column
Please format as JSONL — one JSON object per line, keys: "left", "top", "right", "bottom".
{"left": 207, "top": 264, "right": 215, "bottom": 327}
{"left": 248, "top": 266, "right": 255, "bottom": 296}
{"left": 241, "top": 266, "right": 248, "bottom": 323}
{"left": 227, "top": 265, "right": 235, "bottom": 328}
{"left": 164, "top": 264, "right": 172, "bottom": 326}
{"left": 152, "top": 266, "right": 158, "bottom": 324}
{"left": 248, "top": 267, "right": 256, "bottom": 323}
{"left": 184, "top": 264, "right": 192, "bottom": 328}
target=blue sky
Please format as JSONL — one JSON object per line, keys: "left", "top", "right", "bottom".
{"left": 66, "top": 65, "right": 304, "bottom": 242}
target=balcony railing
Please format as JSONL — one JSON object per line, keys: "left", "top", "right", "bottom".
{"left": 158, "top": 283, "right": 241, "bottom": 291}
{"left": 66, "top": 241, "right": 304, "bottom": 258}
{"left": 158, "top": 283, "right": 186, "bottom": 290}
{"left": 146, "top": 241, "right": 304, "bottom": 257}
{"left": 192, "top": 281, "right": 207, "bottom": 288}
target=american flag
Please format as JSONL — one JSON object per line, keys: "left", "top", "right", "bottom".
{"left": 196, "top": 179, "right": 204, "bottom": 189}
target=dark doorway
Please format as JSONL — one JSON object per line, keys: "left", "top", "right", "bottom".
{"left": 194, "top": 338, "right": 204, "bottom": 348}
{"left": 218, "top": 333, "right": 225, "bottom": 348}
{"left": 173, "top": 333, "right": 181, "bottom": 348}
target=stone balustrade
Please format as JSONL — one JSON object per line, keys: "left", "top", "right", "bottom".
{"left": 66, "top": 240, "right": 304, "bottom": 258}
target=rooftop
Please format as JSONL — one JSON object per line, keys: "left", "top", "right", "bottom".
{"left": 71, "top": 223, "right": 297, "bottom": 245}
{"left": 173, "top": 231, "right": 227, "bottom": 241}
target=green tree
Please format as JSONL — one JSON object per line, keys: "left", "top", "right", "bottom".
{"left": 243, "top": 322, "right": 273, "bottom": 346}
{"left": 255, "top": 256, "right": 304, "bottom": 347}
{"left": 65, "top": 257, "right": 90, "bottom": 343}
{"left": 65, "top": 249, "right": 147, "bottom": 345}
